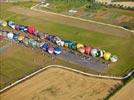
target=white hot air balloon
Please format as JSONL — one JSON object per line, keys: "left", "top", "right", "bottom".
{"left": 91, "top": 48, "right": 98, "bottom": 57}
{"left": 7, "top": 32, "right": 14, "bottom": 40}
{"left": 110, "top": 55, "right": 118, "bottom": 62}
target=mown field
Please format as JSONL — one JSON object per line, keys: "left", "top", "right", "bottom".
{"left": 0, "top": 42, "right": 90, "bottom": 89}
{"left": 0, "top": 67, "right": 121, "bottom": 100}
{"left": 0, "top": 2, "right": 134, "bottom": 75}
{"left": 39, "top": 0, "right": 134, "bottom": 30}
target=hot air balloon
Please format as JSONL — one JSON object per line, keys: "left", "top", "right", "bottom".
{"left": 18, "top": 35, "right": 24, "bottom": 42}
{"left": 48, "top": 46, "right": 54, "bottom": 54}
{"left": 7, "top": 32, "right": 14, "bottom": 40}
{"left": 41, "top": 43, "right": 49, "bottom": 51}
{"left": 104, "top": 52, "right": 111, "bottom": 60}
{"left": 54, "top": 47, "right": 62, "bottom": 54}
{"left": 13, "top": 33, "right": 19, "bottom": 41}
{"left": 91, "top": 48, "right": 98, "bottom": 57}
{"left": 85, "top": 47, "right": 92, "bottom": 55}
{"left": 76, "top": 43, "right": 84, "bottom": 49}
{"left": 78, "top": 47, "right": 85, "bottom": 54}
{"left": 8, "top": 21, "right": 15, "bottom": 29}
{"left": 23, "top": 37, "right": 29, "bottom": 46}
{"left": 110, "top": 55, "right": 118, "bottom": 62}
{"left": 2, "top": 21, "right": 7, "bottom": 27}
{"left": 56, "top": 40, "right": 64, "bottom": 47}
{"left": 71, "top": 43, "right": 77, "bottom": 50}
{"left": 27, "top": 26, "right": 36, "bottom": 34}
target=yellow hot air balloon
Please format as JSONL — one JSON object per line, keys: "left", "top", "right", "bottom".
{"left": 18, "top": 35, "right": 24, "bottom": 41}
{"left": 76, "top": 43, "right": 84, "bottom": 49}
{"left": 104, "top": 52, "right": 111, "bottom": 60}
{"left": 2, "top": 21, "right": 7, "bottom": 27}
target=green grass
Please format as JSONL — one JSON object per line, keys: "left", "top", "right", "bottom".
{"left": 0, "top": 43, "right": 94, "bottom": 89}
{"left": 1, "top": 2, "right": 134, "bottom": 75}
{"left": 0, "top": 2, "right": 134, "bottom": 89}
{"left": 38, "top": 0, "right": 134, "bottom": 29}
{"left": 46, "top": 0, "right": 88, "bottom": 13}
{"left": 0, "top": 44, "right": 51, "bottom": 89}
{"left": 0, "top": 40, "right": 9, "bottom": 47}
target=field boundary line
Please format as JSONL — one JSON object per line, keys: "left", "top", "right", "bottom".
{"left": 31, "top": 4, "right": 134, "bottom": 33}
{"left": 0, "top": 65, "right": 133, "bottom": 93}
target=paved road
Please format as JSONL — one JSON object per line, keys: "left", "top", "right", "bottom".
{"left": 59, "top": 49, "right": 107, "bottom": 72}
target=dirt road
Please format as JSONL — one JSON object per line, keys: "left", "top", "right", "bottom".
{"left": 9, "top": 7, "right": 133, "bottom": 38}
{"left": 0, "top": 67, "right": 120, "bottom": 100}
{"left": 110, "top": 79, "right": 134, "bottom": 100}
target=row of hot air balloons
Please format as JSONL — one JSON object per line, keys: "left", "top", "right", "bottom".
{"left": 0, "top": 20, "right": 118, "bottom": 62}
{"left": 0, "top": 30, "right": 62, "bottom": 55}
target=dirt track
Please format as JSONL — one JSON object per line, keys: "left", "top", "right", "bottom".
{"left": 0, "top": 68, "right": 120, "bottom": 100}
{"left": 110, "top": 79, "right": 134, "bottom": 100}
{"left": 9, "top": 7, "right": 133, "bottom": 38}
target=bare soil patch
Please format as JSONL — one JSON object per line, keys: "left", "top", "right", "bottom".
{"left": 116, "top": 15, "right": 134, "bottom": 24}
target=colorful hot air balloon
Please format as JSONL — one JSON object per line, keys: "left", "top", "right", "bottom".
{"left": 85, "top": 47, "right": 92, "bottom": 55}
{"left": 96, "top": 49, "right": 104, "bottom": 57}
{"left": 18, "top": 35, "right": 24, "bottom": 41}
{"left": 104, "top": 52, "right": 111, "bottom": 60}
{"left": 54, "top": 47, "right": 62, "bottom": 54}
{"left": 23, "top": 37, "right": 29, "bottom": 46}
{"left": 71, "top": 43, "right": 77, "bottom": 50}
{"left": 91, "top": 48, "right": 98, "bottom": 57}
{"left": 8, "top": 21, "right": 15, "bottom": 29}
{"left": 48, "top": 47, "right": 54, "bottom": 54}
{"left": 2, "top": 21, "right": 7, "bottom": 27}
{"left": 13, "top": 33, "right": 19, "bottom": 41}
{"left": 110, "top": 55, "right": 118, "bottom": 62}
{"left": 78, "top": 47, "right": 85, "bottom": 54}
{"left": 7, "top": 32, "right": 14, "bottom": 40}
{"left": 76, "top": 43, "right": 84, "bottom": 49}
{"left": 56, "top": 40, "right": 64, "bottom": 47}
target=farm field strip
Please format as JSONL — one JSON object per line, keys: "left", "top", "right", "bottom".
{"left": 0, "top": 67, "right": 121, "bottom": 100}
{"left": 0, "top": 64, "right": 133, "bottom": 93}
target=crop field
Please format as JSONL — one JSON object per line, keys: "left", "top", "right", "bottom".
{"left": 110, "top": 79, "right": 134, "bottom": 100}
{"left": 0, "top": 67, "right": 121, "bottom": 100}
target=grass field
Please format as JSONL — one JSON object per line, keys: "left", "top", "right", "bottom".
{"left": 0, "top": 67, "right": 121, "bottom": 100}
{"left": 0, "top": 1, "right": 134, "bottom": 90}
{"left": 0, "top": 42, "right": 95, "bottom": 89}
{"left": 0, "top": 40, "right": 9, "bottom": 47}
{"left": 0, "top": 2, "right": 134, "bottom": 75}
